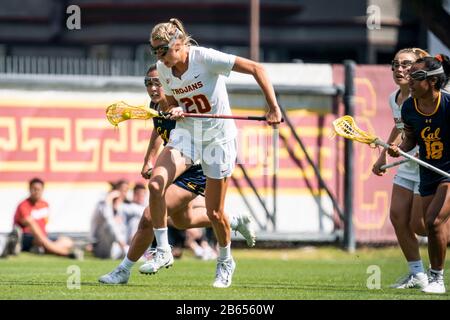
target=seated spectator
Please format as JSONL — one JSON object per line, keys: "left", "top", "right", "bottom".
{"left": 124, "top": 183, "right": 147, "bottom": 244}
{"left": 131, "top": 183, "right": 147, "bottom": 207}
{"left": 13, "top": 177, "right": 82, "bottom": 259}
{"left": 185, "top": 228, "right": 218, "bottom": 261}
{"left": 90, "top": 179, "right": 141, "bottom": 259}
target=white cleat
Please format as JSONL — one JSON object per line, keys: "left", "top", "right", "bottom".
{"left": 390, "top": 272, "right": 428, "bottom": 289}
{"left": 98, "top": 267, "right": 130, "bottom": 284}
{"left": 139, "top": 248, "right": 174, "bottom": 275}
{"left": 139, "top": 247, "right": 156, "bottom": 262}
{"left": 213, "top": 258, "right": 236, "bottom": 288}
{"left": 422, "top": 271, "right": 446, "bottom": 294}
{"left": 232, "top": 213, "right": 256, "bottom": 247}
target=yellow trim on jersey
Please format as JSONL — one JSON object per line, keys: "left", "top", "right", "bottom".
{"left": 413, "top": 92, "right": 441, "bottom": 116}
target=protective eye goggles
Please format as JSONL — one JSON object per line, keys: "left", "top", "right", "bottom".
{"left": 391, "top": 60, "right": 414, "bottom": 70}
{"left": 409, "top": 67, "right": 444, "bottom": 81}
{"left": 150, "top": 29, "right": 181, "bottom": 57}
{"left": 150, "top": 44, "right": 169, "bottom": 57}
{"left": 144, "top": 76, "right": 161, "bottom": 87}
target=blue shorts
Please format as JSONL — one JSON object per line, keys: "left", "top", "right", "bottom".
{"left": 21, "top": 233, "right": 57, "bottom": 252}
{"left": 420, "top": 178, "right": 450, "bottom": 196}
{"left": 173, "top": 164, "right": 206, "bottom": 196}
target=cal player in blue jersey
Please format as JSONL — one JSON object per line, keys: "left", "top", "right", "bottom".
{"left": 389, "top": 54, "right": 450, "bottom": 294}
{"left": 98, "top": 65, "right": 255, "bottom": 284}
{"left": 372, "top": 48, "right": 429, "bottom": 290}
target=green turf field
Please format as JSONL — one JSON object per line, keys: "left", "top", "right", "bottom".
{"left": 0, "top": 247, "right": 448, "bottom": 300}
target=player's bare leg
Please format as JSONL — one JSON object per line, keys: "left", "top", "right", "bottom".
{"left": 205, "top": 178, "right": 231, "bottom": 246}
{"left": 100, "top": 175, "right": 254, "bottom": 284}
{"left": 165, "top": 185, "right": 210, "bottom": 229}
{"left": 99, "top": 206, "right": 153, "bottom": 284}
{"left": 390, "top": 185, "right": 428, "bottom": 289}
{"left": 421, "top": 183, "right": 450, "bottom": 294}
{"left": 37, "top": 236, "right": 77, "bottom": 258}
{"left": 143, "top": 147, "right": 190, "bottom": 274}
{"left": 149, "top": 147, "right": 190, "bottom": 228}
{"left": 127, "top": 207, "right": 154, "bottom": 262}
{"left": 138, "top": 185, "right": 203, "bottom": 275}
{"left": 410, "top": 194, "right": 427, "bottom": 236}
{"left": 205, "top": 177, "right": 236, "bottom": 288}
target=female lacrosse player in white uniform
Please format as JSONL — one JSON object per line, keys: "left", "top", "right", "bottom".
{"left": 146, "top": 18, "right": 281, "bottom": 288}
{"left": 372, "top": 48, "right": 429, "bottom": 289}
{"left": 98, "top": 65, "right": 256, "bottom": 285}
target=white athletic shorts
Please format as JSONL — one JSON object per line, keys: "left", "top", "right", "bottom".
{"left": 167, "top": 128, "right": 237, "bottom": 179}
{"left": 393, "top": 174, "right": 420, "bottom": 195}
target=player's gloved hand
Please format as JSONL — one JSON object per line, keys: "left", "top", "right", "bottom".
{"left": 169, "top": 107, "right": 184, "bottom": 120}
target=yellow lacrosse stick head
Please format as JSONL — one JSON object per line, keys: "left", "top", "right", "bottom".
{"left": 105, "top": 101, "right": 160, "bottom": 126}
{"left": 332, "top": 115, "right": 378, "bottom": 146}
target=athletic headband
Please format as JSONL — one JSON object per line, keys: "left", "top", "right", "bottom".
{"left": 427, "top": 66, "right": 444, "bottom": 75}
{"left": 168, "top": 29, "right": 181, "bottom": 47}
{"left": 409, "top": 66, "right": 444, "bottom": 81}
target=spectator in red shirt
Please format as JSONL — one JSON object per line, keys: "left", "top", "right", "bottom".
{"left": 14, "top": 177, "right": 82, "bottom": 259}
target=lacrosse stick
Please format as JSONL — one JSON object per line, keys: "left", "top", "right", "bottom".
{"left": 332, "top": 115, "right": 450, "bottom": 179}
{"left": 106, "top": 101, "right": 283, "bottom": 126}
{"left": 380, "top": 159, "right": 411, "bottom": 171}
{"left": 106, "top": 101, "right": 160, "bottom": 126}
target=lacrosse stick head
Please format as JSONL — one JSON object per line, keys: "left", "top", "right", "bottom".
{"left": 332, "top": 115, "right": 378, "bottom": 146}
{"left": 105, "top": 101, "right": 159, "bottom": 126}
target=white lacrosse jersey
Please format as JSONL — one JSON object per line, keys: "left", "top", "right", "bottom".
{"left": 389, "top": 90, "right": 420, "bottom": 182}
{"left": 158, "top": 46, "right": 237, "bottom": 144}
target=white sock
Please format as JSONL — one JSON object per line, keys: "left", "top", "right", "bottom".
{"left": 218, "top": 243, "right": 231, "bottom": 261}
{"left": 119, "top": 256, "right": 135, "bottom": 271}
{"left": 430, "top": 268, "right": 444, "bottom": 276}
{"left": 408, "top": 260, "right": 424, "bottom": 275}
{"left": 154, "top": 228, "right": 170, "bottom": 250}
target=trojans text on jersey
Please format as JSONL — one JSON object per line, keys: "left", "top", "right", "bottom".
{"left": 171, "top": 81, "right": 204, "bottom": 95}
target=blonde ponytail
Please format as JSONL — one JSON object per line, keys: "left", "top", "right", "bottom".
{"left": 150, "top": 18, "right": 194, "bottom": 46}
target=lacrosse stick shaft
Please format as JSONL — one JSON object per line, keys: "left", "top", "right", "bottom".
{"left": 380, "top": 159, "right": 411, "bottom": 171}
{"left": 375, "top": 139, "right": 450, "bottom": 179}
{"left": 272, "top": 125, "right": 279, "bottom": 228}
{"left": 161, "top": 112, "right": 284, "bottom": 122}
{"left": 183, "top": 114, "right": 267, "bottom": 120}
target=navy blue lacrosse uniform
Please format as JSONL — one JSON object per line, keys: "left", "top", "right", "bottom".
{"left": 401, "top": 91, "right": 450, "bottom": 196}
{"left": 150, "top": 102, "right": 206, "bottom": 196}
